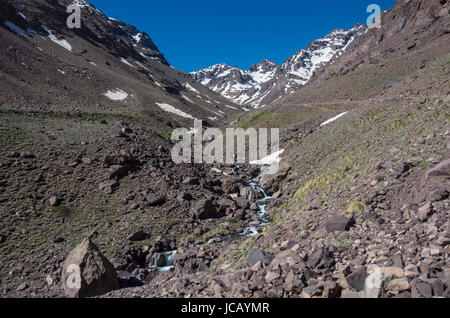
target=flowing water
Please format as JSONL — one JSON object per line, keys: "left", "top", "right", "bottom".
{"left": 148, "top": 166, "right": 272, "bottom": 271}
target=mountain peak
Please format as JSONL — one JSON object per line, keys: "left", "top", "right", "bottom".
{"left": 192, "top": 25, "right": 366, "bottom": 107}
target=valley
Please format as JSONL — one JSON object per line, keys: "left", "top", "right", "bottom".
{"left": 0, "top": 0, "right": 449, "bottom": 299}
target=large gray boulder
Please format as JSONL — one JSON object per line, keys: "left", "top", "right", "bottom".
{"left": 246, "top": 248, "right": 274, "bottom": 268}
{"left": 61, "top": 239, "right": 119, "bottom": 298}
{"left": 426, "top": 159, "right": 450, "bottom": 177}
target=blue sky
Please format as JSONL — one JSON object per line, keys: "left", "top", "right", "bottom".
{"left": 89, "top": 0, "right": 396, "bottom": 73}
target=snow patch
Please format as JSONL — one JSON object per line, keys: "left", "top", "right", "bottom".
{"left": 104, "top": 89, "right": 129, "bottom": 101}
{"left": 156, "top": 103, "right": 197, "bottom": 120}
{"left": 250, "top": 149, "right": 285, "bottom": 166}
{"left": 42, "top": 26, "right": 72, "bottom": 51}
{"left": 119, "top": 57, "right": 135, "bottom": 68}
{"left": 320, "top": 112, "right": 348, "bottom": 127}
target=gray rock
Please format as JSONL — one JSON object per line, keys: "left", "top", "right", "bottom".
{"left": 346, "top": 268, "right": 367, "bottom": 292}
{"left": 417, "top": 202, "right": 433, "bottom": 222}
{"left": 16, "top": 283, "right": 29, "bottom": 291}
{"left": 49, "top": 196, "right": 61, "bottom": 207}
{"left": 309, "top": 200, "right": 322, "bottom": 210}
{"left": 307, "top": 247, "right": 334, "bottom": 269}
{"left": 145, "top": 193, "right": 166, "bottom": 207}
{"left": 246, "top": 248, "right": 273, "bottom": 268}
{"left": 412, "top": 282, "right": 432, "bottom": 298}
{"left": 426, "top": 159, "right": 450, "bottom": 177}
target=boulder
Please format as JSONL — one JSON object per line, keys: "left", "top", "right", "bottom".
{"left": 98, "top": 180, "right": 118, "bottom": 195}
{"left": 127, "top": 230, "right": 149, "bottom": 242}
{"left": 345, "top": 268, "right": 367, "bottom": 292}
{"left": 192, "top": 200, "right": 217, "bottom": 220}
{"left": 61, "top": 239, "right": 119, "bottom": 298}
{"left": 306, "top": 247, "right": 334, "bottom": 269}
{"left": 144, "top": 193, "right": 166, "bottom": 207}
{"left": 417, "top": 202, "right": 433, "bottom": 222}
{"left": 259, "top": 161, "right": 291, "bottom": 195}
{"left": 325, "top": 215, "right": 355, "bottom": 233}
{"left": 246, "top": 248, "right": 273, "bottom": 268}
{"left": 426, "top": 159, "right": 450, "bottom": 177}
{"left": 104, "top": 150, "right": 135, "bottom": 167}
{"left": 221, "top": 177, "right": 240, "bottom": 195}
{"left": 427, "top": 189, "right": 449, "bottom": 202}
{"left": 107, "top": 165, "right": 130, "bottom": 179}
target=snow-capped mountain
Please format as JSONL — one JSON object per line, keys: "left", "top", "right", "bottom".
{"left": 192, "top": 24, "right": 367, "bottom": 107}
{"left": 191, "top": 59, "right": 278, "bottom": 106}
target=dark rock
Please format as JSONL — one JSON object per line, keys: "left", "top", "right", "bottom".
{"left": 183, "top": 177, "right": 199, "bottom": 185}
{"left": 192, "top": 200, "right": 217, "bottom": 220}
{"left": 177, "top": 192, "right": 192, "bottom": 201}
{"left": 152, "top": 253, "right": 166, "bottom": 267}
{"left": 19, "top": 152, "right": 35, "bottom": 159}
{"left": 246, "top": 248, "right": 273, "bottom": 268}
{"left": 53, "top": 236, "right": 65, "bottom": 244}
{"left": 127, "top": 230, "right": 149, "bottom": 242}
{"left": 392, "top": 291, "right": 411, "bottom": 298}
{"left": 345, "top": 268, "right": 367, "bottom": 292}
{"left": 391, "top": 254, "right": 404, "bottom": 268}
{"left": 306, "top": 248, "right": 334, "bottom": 269}
{"left": 325, "top": 216, "right": 355, "bottom": 233}
{"left": 107, "top": 165, "right": 130, "bottom": 179}
{"left": 221, "top": 177, "right": 240, "bottom": 194}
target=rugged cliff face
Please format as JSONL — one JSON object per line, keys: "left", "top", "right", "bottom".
{"left": 191, "top": 24, "right": 367, "bottom": 108}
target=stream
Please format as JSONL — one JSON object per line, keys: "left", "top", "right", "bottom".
{"left": 149, "top": 165, "right": 272, "bottom": 272}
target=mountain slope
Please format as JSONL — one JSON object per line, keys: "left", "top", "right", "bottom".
{"left": 0, "top": 0, "right": 245, "bottom": 131}
{"left": 191, "top": 24, "right": 367, "bottom": 108}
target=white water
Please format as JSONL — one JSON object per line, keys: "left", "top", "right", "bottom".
{"left": 148, "top": 250, "right": 177, "bottom": 272}
{"left": 206, "top": 168, "right": 273, "bottom": 244}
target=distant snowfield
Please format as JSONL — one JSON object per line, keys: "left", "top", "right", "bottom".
{"left": 156, "top": 103, "right": 197, "bottom": 120}
{"left": 320, "top": 112, "right": 348, "bottom": 127}
{"left": 42, "top": 26, "right": 72, "bottom": 51}
{"left": 104, "top": 89, "right": 129, "bottom": 101}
